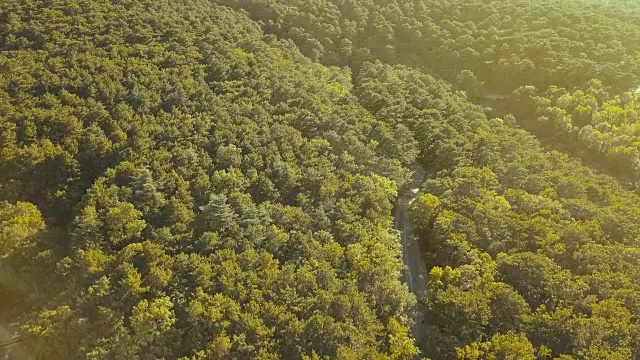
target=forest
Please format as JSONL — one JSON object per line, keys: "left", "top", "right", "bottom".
{"left": 1, "top": 0, "right": 640, "bottom": 359}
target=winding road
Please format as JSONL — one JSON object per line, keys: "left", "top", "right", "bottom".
{"left": 1, "top": 268, "right": 28, "bottom": 359}
{"left": 0, "top": 321, "right": 24, "bottom": 359}
{"left": 394, "top": 167, "right": 428, "bottom": 344}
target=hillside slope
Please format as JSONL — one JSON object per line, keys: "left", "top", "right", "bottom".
{"left": 3, "top": 0, "right": 640, "bottom": 359}
{"left": 355, "top": 61, "right": 640, "bottom": 359}
{"left": 0, "top": 1, "right": 418, "bottom": 358}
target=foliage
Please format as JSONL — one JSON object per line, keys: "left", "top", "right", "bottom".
{"left": 0, "top": 0, "right": 416, "bottom": 358}
{"left": 3, "top": 0, "right": 640, "bottom": 359}
{"left": 219, "top": 0, "right": 640, "bottom": 93}
{"left": 354, "top": 62, "right": 640, "bottom": 359}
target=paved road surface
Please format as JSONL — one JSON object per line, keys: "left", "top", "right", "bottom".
{"left": 394, "top": 167, "right": 428, "bottom": 347}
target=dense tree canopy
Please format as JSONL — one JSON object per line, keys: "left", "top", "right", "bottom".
{"left": 3, "top": 0, "right": 640, "bottom": 359}
{"left": 354, "top": 62, "right": 640, "bottom": 359}
{"left": 0, "top": 0, "right": 418, "bottom": 358}
{"left": 219, "top": 0, "right": 640, "bottom": 93}
{"left": 500, "top": 81, "right": 640, "bottom": 189}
